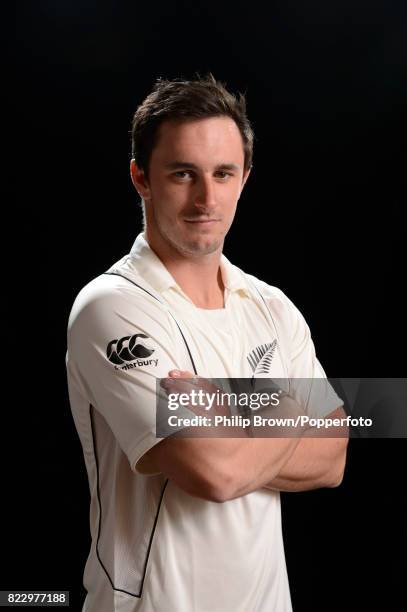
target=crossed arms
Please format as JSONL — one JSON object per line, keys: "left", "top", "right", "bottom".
{"left": 140, "top": 371, "right": 349, "bottom": 502}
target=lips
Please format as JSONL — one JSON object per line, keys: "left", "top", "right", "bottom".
{"left": 184, "top": 218, "right": 220, "bottom": 223}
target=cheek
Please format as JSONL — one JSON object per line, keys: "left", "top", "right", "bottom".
{"left": 152, "top": 181, "right": 188, "bottom": 207}
{"left": 150, "top": 186, "right": 189, "bottom": 227}
{"left": 225, "top": 189, "right": 240, "bottom": 212}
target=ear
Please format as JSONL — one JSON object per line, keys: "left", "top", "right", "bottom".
{"left": 130, "top": 159, "right": 151, "bottom": 200}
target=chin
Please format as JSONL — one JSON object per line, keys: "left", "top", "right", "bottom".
{"left": 180, "top": 237, "right": 222, "bottom": 257}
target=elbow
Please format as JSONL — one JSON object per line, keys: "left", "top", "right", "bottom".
{"left": 328, "top": 469, "right": 345, "bottom": 488}
{"left": 327, "top": 443, "right": 348, "bottom": 488}
{"left": 177, "top": 462, "right": 237, "bottom": 504}
{"left": 205, "top": 489, "right": 231, "bottom": 504}
{"left": 202, "top": 470, "right": 237, "bottom": 503}
{"left": 197, "top": 457, "right": 242, "bottom": 503}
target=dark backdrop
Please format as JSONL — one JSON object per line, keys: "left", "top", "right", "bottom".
{"left": 12, "top": 1, "right": 406, "bottom": 610}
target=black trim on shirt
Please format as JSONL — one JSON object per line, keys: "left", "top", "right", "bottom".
{"left": 88, "top": 272, "right": 198, "bottom": 598}
{"left": 89, "top": 404, "right": 169, "bottom": 598}
{"left": 103, "top": 271, "right": 198, "bottom": 375}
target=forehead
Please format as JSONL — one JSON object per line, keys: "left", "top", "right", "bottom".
{"left": 151, "top": 116, "right": 245, "bottom": 167}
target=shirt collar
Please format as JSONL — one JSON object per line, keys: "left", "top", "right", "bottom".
{"left": 129, "top": 233, "right": 178, "bottom": 294}
{"left": 220, "top": 254, "right": 252, "bottom": 297}
{"left": 128, "top": 233, "right": 251, "bottom": 298}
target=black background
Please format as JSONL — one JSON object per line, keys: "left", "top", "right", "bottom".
{"left": 12, "top": 1, "right": 406, "bottom": 610}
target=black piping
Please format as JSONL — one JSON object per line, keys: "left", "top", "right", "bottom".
{"left": 89, "top": 404, "right": 169, "bottom": 598}
{"left": 88, "top": 271, "right": 198, "bottom": 598}
{"left": 103, "top": 271, "right": 198, "bottom": 375}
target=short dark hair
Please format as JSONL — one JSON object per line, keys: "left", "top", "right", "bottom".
{"left": 131, "top": 73, "right": 254, "bottom": 180}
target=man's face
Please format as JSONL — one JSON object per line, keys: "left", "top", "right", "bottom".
{"left": 132, "top": 116, "right": 251, "bottom": 258}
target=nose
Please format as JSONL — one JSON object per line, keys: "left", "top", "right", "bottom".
{"left": 193, "top": 175, "right": 217, "bottom": 211}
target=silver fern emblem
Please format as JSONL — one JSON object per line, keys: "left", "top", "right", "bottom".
{"left": 247, "top": 340, "right": 277, "bottom": 381}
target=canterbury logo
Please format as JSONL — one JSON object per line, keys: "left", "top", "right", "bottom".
{"left": 107, "top": 333, "right": 155, "bottom": 365}
{"left": 247, "top": 340, "right": 277, "bottom": 377}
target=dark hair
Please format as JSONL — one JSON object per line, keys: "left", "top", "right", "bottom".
{"left": 131, "top": 73, "right": 254, "bottom": 180}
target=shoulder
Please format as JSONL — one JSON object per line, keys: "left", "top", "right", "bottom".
{"left": 244, "top": 272, "right": 291, "bottom": 304}
{"left": 224, "top": 256, "right": 289, "bottom": 303}
{"left": 68, "top": 271, "right": 159, "bottom": 322}
{"left": 231, "top": 265, "right": 310, "bottom": 341}
{"left": 67, "top": 268, "right": 174, "bottom": 349}
{"left": 233, "top": 263, "right": 305, "bottom": 319}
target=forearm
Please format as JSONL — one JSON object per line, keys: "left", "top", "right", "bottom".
{"left": 210, "top": 398, "right": 310, "bottom": 501}
{"left": 222, "top": 435, "right": 304, "bottom": 500}
{"left": 263, "top": 435, "right": 348, "bottom": 492}
{"left": 162, "top": 373, "right": 348, "bottom": 501}
{"left": 160, "top": 376, "right": 309, "bottom": 501}
{"left": 157, "top": 431, "right": 304, "bottom": 503}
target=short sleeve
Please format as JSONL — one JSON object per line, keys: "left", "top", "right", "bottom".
{"left": 279, "top": 291, "right": 343, "bottom": 418}
{"left": 67, "top": 277, "right": 186, "bottom": 474}
{"left": 249, "top": 277, "right": 343, "bottom": 418}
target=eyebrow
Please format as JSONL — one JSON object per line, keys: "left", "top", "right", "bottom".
{"left": 164, "top": 161, "right": 241, "bottom": 172}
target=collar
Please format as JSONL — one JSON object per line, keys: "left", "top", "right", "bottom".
{"left": 128, "top": 233, "right": 251, "bottom": 298}
{"left": 129, "top": 233, "right": 177, "bottom": 294}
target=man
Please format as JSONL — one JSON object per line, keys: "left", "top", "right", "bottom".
{"left": 66, "top": 74, "right": 348, "bottom": 612}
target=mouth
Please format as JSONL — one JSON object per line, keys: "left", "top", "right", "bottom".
{"left": 183, "top": 218, "right": 220, "bottom": 224}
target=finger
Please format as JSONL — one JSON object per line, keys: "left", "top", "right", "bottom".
{"left": 160, "top": 376, "right": 195, "bottom": 392}
{"left": 168, "top": 369, "right": 195, "bottom": 378}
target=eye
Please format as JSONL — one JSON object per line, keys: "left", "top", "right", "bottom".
{"left": 215, "top": 171, "right": 233, "bottom": 179}
{"left": 173, "top": 171, "right": 192, "bottom": 179}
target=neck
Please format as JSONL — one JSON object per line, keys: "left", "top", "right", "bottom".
{"left": 145, "top": 229, "right": 225, "bottom": 309}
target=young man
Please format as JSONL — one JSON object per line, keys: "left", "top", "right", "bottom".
{"left": 66, "top": 74, "right": 348, "bottom": 612}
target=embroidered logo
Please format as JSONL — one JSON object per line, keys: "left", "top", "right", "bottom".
{"left": 106, "top": 333, "right": 158, "bottom": 370}
{"left": 247, "top": 340, "right": 277, "bottom": 378}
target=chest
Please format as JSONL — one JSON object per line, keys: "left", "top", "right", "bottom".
{"left": 172, "top": 295, "right": 290, "bottom": 379}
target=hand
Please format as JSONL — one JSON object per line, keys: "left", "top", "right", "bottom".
{"left": 160, "top": 370, "right": 232, "bottom": 419}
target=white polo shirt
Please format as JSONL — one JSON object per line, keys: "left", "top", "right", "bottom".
{"left": 66, "top": 233, "right": 341, "bottom": 612}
